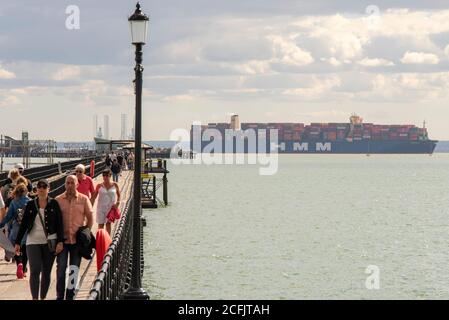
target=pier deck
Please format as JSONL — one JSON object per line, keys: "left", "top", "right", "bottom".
{"left": 0, "top": 171, "right": 133, "bottom": 300}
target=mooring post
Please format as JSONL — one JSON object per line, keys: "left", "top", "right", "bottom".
{"left": 163, "top": 160, "right": 168, "bottom": 205}
{"left": 152, "top": 174, "right": 156, "bottom": 204}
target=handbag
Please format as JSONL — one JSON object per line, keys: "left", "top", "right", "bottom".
{"left": 104, "top": 184, "right": 120, "bottom": 223}
{"left": 35, "top": 199, "right": 57, "bottom": 254}
{"left": 106, "top": 207, "right": 120, "bottom": 223}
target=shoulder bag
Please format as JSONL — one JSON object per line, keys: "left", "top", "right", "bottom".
{"left": 35, "top": 199, "right": 57, "bottom": 254}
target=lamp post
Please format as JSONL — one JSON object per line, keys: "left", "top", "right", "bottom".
{"left": 120, "top": 2, "right": 150, "bottom": 300}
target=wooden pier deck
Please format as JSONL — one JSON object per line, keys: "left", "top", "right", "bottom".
{"left": 0, "top": 171, "right": 133, "bottom": 300}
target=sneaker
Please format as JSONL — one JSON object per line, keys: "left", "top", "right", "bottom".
{"left": 16, "top": 263, "right": 24, "bottom": 279}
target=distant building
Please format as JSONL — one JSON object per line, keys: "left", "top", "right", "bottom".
{"left": 104, "top": 115, "right": 110, "bottom": 140}
{"left": 121, "top": 114, "right": 127, "bottom": 140}
{"left": 230, "top": 114, "right": 240, "bottom": 130}
{"left": 93, "top": 115, "right": 99, "bottom": 138}
{"left": 97, "top": 126, "right": 103, "bottom": 139}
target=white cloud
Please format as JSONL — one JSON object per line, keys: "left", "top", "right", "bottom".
{"left": 322, "top": 57, "right": 343, "bottom": 66}
{"left": 357, "top": 58, "right": 394, "bottom": 67}
{"left": 283, "top": 75, "right": 341, "bottom": 98}
{"left": 269, "top": 35, "right": 314, "bottom": 66}
{"left": 52, "top": 66, "right": 81, "bottom": 81}
{"left": 0, "top": 66, "right": 16, "bottom": 79}
{"left": 0, "top": 93, "right": 19, "bottom": 107}
{"left": 400, "top": 51, "right": 439, "bottom": 65}
{"left": 229, "top": 60, "right": 271, "bottom": 75}
{"left": 444, "top": 44, "right": 449, "bottom": 57}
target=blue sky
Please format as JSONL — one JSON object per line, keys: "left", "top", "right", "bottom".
{"left": 1, "top": 1, "right": 449, "bottom": 140}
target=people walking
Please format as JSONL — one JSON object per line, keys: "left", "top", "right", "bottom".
{"left": 14, "top": 179, "right": 64, "bottom": 300}
{"left": 55, "top": 175, "right": 93, "bottom": 300}
{"left": 110, "top": 159, "right": 121, "bottom": 182}
{"left": 1, "top": 168, "right": 20, "bottom": 202}
{"left": 117, "top": 153, "right": 124, "bottom": 170}
{"left": 105, "top": 154, "right": 112, "bottom": 168}
{"left": 127, "top": 151, "right": 134, "bottom": 170}
{"left": 0, "top": 184, "right": 31, "bottom": 279}
{"left": 91, "top": 169, "right": 120, "bottom": 236}
{"left": 14, "top": 163, "right": 32, "bottom": 192}
{"left": 74, "top": 164, "right": 96, "bottom": 204}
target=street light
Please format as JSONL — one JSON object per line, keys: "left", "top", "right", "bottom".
{"left": 120, "top": 2, "right": 150, "bottom": 300}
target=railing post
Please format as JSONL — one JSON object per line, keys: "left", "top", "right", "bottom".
{"left": 163, "top": 162, "right": 168, "bottom": 206}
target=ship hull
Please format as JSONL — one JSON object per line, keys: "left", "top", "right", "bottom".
{"left": 193, "top": 139, "right": 438, "bottom": 154}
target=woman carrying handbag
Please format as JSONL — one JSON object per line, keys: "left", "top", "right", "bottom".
{"left": 15, "top": 179, "right": 64, "bottom": 300}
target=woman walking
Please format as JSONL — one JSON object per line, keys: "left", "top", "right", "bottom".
{"left": 0, "top": 184, "right": 30, "bottom": 279}
{"left": 91, "top": 169, "right": 120, "bottom": 236}
{"left": 1, "top": 168, "right": 20, "bottom": 202}
{"left": 15, "top": 179, "right": 64, "bottom": 300}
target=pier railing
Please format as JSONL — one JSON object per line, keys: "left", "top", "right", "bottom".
{"left": 88, "top": 192, "right": 142, "bottom": 300}
{"left": 0, "top": 156, "right": 104, "bottom": 186}
{"left": 49, "top": 159, "right": 107, "bottom": 198}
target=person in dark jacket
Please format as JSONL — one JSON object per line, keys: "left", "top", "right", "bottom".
{"left": 110, "top": 159, "right": 121, "bottom": 182}
{"left": 76, "top": 226, "right": 96, "bottom": 260}
{"left": 15, "top": 179, "right": 64, "bottom": 300}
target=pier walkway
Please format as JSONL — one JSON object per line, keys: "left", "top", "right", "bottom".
{"left": 0, "top": 170, "right": 133, "bottom": 300}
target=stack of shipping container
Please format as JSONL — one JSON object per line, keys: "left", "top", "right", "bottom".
{"left": 199, "top": 119, "right": 429, "bottom": 143}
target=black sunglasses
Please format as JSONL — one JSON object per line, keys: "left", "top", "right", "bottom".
{"left": 37, "top": 184, "right": 48, "bottom": 189}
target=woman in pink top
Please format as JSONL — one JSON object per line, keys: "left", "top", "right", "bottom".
{"left": 75, "top": 164, "right": 96, "bottom": 204}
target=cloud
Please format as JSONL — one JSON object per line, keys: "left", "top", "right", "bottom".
{"left": 444, "top": 44, "right": 449, "bottom": 57}
{"left": 0, "top": 66, "right": 16, "bottom": 79}
{"left": 269, "top": 35, "right": 314, "bottom": 66}
{"left": 282, "top": 75, "right": 341, "bottom": 98}
{"left": 322, "top": 57, "right": 343, "bottom": 66}
{"left": 0, "top": 92, "right": 19, "bottom": 107}
{"left": 357, "top": 58, "right": 394, "bottom": 67}
{"left": 400, "top": 51, "right": 440, "bottom": 65}
{"left": 52, "top": 66, "right": 81, "bottom": 81}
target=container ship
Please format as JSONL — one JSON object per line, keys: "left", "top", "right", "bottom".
{"left": 190, "top": 115, "right": 438, "bottom": 154}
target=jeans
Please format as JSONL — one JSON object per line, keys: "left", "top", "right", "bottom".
{"left": 56, "top": 244, "right": 82, "bottom": 300}
{"left": 26, "top": 244, "right": 55, "bottom": 300}
{"left": 112, "top": 173, "right": 119, "bottom": 182}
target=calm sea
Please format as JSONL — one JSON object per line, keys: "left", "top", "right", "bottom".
{"left": 143, "top": 154, "right": 449, "bottom": 299}
{"left": 1, "top": 157, "right": 74, "bottom": 173}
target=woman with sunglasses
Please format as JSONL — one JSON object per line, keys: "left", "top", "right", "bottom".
{"left": 91, "top": 169, "right": 121, "bottom": 235}
{"left": 15, "top": 179, "right": 64, "bottom": 300}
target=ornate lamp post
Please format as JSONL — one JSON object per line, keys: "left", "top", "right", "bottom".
{"left": 120, "top": 2, "right": 150, "bottom": 300}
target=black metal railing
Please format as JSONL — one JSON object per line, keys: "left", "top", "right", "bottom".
{"left": 0, "top": 156, "right": 104, "bottom": 186}
{"left": 88, "top": 176, "right": 141, "bottom": 300}
{"left": 48, "top": 159, "right": 107, "bottom": 198}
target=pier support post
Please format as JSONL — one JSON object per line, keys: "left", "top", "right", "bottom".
{"left": 163, "top": 160, "right": 168, "bottom": 205}
{"left": 152, "top": 174, "right": 156, "bottom": 204}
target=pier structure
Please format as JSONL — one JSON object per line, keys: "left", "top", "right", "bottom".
{"left": 0, "top": 151, "right": 169, "bottom": 300}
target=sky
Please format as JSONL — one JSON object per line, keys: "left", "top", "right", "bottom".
{"left": 1, "top": 0, "right": 449, "bottom": 141}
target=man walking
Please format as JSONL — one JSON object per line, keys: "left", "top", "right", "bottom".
{"left": 55, "top": 175, "right": 93, "bottom": 300}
